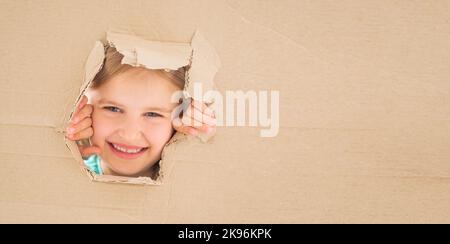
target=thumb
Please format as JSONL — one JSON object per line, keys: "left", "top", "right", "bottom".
{"left": 172, "top": 116, "right": 183, "bottom": 129}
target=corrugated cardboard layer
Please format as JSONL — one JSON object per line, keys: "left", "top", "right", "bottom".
{"left": 1, "top": 0, "right": 450, "bottom": 223}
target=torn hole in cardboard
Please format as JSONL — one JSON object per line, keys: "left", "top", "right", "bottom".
{"left": 58, "top": 30, "right": 221, "bottom": 185}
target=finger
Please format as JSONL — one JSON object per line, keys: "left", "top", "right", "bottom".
{"left": 71, "top": 104, "right": 93, "bottom": 124}
{"left": 172, "top": 118, "right": 195, "bottom": 136}
{"left": 184, "top": 104, "right": 217, "bottom": 126}
{"left": 186, "top": 114, "right": 216, "bottom": 127}
{"left": 172, "top": 117, "right": 195, "bottom": 135}
{"left": 191, "top": 100, "right": 216, "bottom": 123}
{"left": 183, "top": 109, "right": 216, "bottom": 127}
{"left": 208, "top": 125, "right": 216, "bottom": 134}
{"left": 74, "top": 95, "right": 88, "bottom": 116}
{"left": 201, "top": 113, "right": 217, "bottom": 127}
{"left": 178, "top": 125, "right": 195, "bottom": 135}
{"left": 191, "top": 100, "right": 214, "bottom": 117}
{"left": 172, "top": 117, "right": 198, "bottom": 135}
{"left": 80, "top": 146, "right": 102, "bottom": 158}
{"left": 180, "top": 125, "right": 214, "bottom": 136}
{"left": 172, "top": 116, "right": 183, "bottom": 128}
{"left": 205, "top": 124, "right": 216, "bottom": 133}
{"left": 67, "top": 117, "right": 92, "bottom": 135}
{"left": 188, "top": 125, "right": 215, "bottom": 135}
{"left": 186, "top": 127, "right": 199, "bottom": 136}
{"left": 182, "top": 106, "right": 204, "bottom": 127}
{"left": 197, "top": 124, "right": 216, "bottom": 133}
{"left": 67, "top": 127, "right": 93, "bottom": 141}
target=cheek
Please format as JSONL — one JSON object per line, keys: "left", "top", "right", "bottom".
{"left": 90, "top": 111, "right": 115, "bottom": 148}
{"left": 144, "top": 120, "right": 174, "bottom": 147}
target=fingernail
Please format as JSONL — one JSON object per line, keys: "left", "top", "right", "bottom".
{"left": 68, "top": 127, "right": 75, "bottom": 133}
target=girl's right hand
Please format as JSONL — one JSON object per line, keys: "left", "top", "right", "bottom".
{"left": 65, "top": 95, "right": 102, "bottom": 158}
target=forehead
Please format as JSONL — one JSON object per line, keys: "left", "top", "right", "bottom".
{"left": 97, "top": 67, "right": 181, "bottom": 107}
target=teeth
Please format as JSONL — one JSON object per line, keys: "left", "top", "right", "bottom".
{"left": 112, "top": 143, "right": 143, "bottom": 154}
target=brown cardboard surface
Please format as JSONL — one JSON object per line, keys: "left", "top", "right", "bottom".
{"left": 1, "top": 0, "right": 450, "bottom": 223}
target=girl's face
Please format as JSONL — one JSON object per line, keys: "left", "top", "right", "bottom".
{"left": 86, "top": 67, "right": 181, "bottom": 177}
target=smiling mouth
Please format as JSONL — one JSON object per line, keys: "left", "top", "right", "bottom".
{"left": 107, "top": 142, "right": 149, "bottom": 159}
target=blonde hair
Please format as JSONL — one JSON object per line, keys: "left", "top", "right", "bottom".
{"left": 89, "top": 44, "right": 187, "bottom": 90}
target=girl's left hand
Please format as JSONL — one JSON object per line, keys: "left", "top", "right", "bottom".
{"left": 172, "top": 99, "right": 217, "bottom": 136}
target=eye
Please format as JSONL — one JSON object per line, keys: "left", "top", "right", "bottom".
{"left": 145, "top": 112, "right": 162, "bottom": 118}
{"left": 103, "top": 106, "right": 121, "bottom": 113}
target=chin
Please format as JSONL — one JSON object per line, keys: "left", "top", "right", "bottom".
{"left": 110, "top": 157, "right": 159, "bottom": 177}
{"left": 114, "top": 169, "right": 143, "bottom": 177}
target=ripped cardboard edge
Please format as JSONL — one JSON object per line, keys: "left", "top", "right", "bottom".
{"left": 57, "top": 30, "right": 221, "bottom": 186}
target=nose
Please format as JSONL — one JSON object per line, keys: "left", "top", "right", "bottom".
{"left": 117, "top": 117, "right": 144, "bottom": 142}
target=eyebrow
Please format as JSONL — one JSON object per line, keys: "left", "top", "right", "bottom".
{"left": 98, "top": 99, "right": 173, "bottom": 113}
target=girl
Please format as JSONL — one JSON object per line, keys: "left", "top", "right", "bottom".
{"left": 65, "top": 45, "right": 216, "bottom": 178}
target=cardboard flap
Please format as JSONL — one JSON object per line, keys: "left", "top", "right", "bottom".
{"left": 107, "top": 31, "right": 192, "bottom": 70}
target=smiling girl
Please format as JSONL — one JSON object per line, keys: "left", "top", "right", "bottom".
{"left": 65, "top": 45, "right": 216, "bottom": 178}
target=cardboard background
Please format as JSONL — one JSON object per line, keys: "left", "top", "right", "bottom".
{"left": 1, "top": 0, "right": 450, "bottom": 223}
